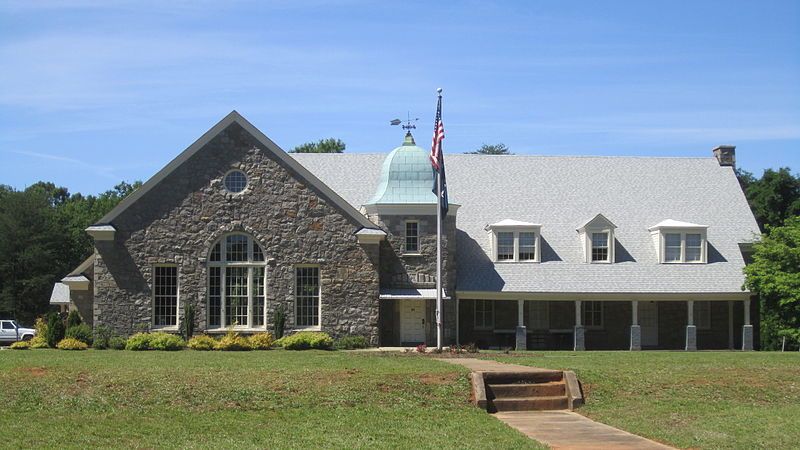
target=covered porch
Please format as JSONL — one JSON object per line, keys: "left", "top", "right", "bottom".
{"left": 456, "top": 294, "right": 757, "bottom": 351}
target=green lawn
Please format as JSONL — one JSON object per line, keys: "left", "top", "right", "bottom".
{"left": 0, "top": 349, "right": 541, "bottom": 449}
{"left": 482, "top": 351, "right": 800, "bottom": 449}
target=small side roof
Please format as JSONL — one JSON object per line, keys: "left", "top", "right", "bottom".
{"left": 379, "top": 288, "right": 450, "bottom": 300}
{"left": 486, "top": 219, "right": 542, "bottom": 229}
{"left": 49, "top": 282, "right": 70, "bottom": 305}
{"left": 648, "top": 219, "right": 709, "bottom": 231}
{"left": 68, "top": 254, "right": 95, "bottom": 277}
{"left": 92, "top": 111, "right": 379, "bottom": 232}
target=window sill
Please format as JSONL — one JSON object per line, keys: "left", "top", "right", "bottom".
{"left": 662, "top": 261, "right": 706, "bottom": 265}
{"left": 289, "top": 326, "right": 322, "bottom": 332}
{"left": 152, "top": 326, "right": 179, "bottom": 332}
{"left": 590, "top": 260, "right": 612, "bottom": 264}
{"left": 402, "top": 253, "right": 423, "bottom": 257}
{"left": 206, "top": 327, "right": 268, "bottom": 334}
{"left": 494, "top": 260, "right": 540, "bottom": 264}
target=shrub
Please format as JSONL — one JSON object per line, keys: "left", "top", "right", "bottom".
{"left": 66, "top": 310, "right": 83, "bottom": 328}
{"left": 109, "top": 336, "right": 127, "bottom": 350}
{"left": 214, "top": 330, "right": 252, "bottom": 351}
{"left": 10, "top": 341, "right": 30, "bottom": 350}
{"left": 65, "top": 324, "right": 93, "bottom": 346}
{"left": 126, "top": 332, "right": 184, "bottom": 351}
{"left": 149, "top": 332, "right": 185, "bottom": 351}
{"left": 57, "top": 338, "right": 88, "bottom": 350}
{"left": 280, "top": 331, "right": 334, "bottom": 350}
{"left": 248, "top": 332, "right": 274, "bottom": 350}
{"left": 416, "top": 344, "right": 427, "bottom": 353}
{"left": 45, "top": 313, "right": 65, "bottom": 348}
{"left": 333, "top": 335, "right": 369, "bottom": 350}
{"left": 183, "top": 302, "right": 196, "bottom": 339}
{"left": 30, "top": 338, "right": 49, "bottom": 349}
{"left": 273, "top": 304, "right": 286, "bottom": 339}
{"left": 187, "top": 335, "right": 217, "bottom": 351}
{"left": 93, "top": 325, "right": 114, "bottom": 349}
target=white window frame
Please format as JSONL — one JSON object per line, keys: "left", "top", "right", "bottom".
{"left": 207, "top": 233, "right": 268, "bottom": 330}
{"left": 223, "top": 169, "right": 249, "bottom": 194}
{"left": 404, "top": 220, "right": 420, "bottom": 255}
{"left": 294, "top": 264, "right": 322, "bottom": 330}
{"left": 658, "top": 229, "right": 708, "bottom": 264}
{"left": 474, "top": 300, "right": 494, "bottom": 330}
{"left": 582, "top": 301, "right": 603, "bottom": 329}
{"left": 590, "top": 231, "right": 612, "bottom": 263}
{"left": 152, "top": 264, "right": 179, "bottom": 330}
{"left": 694, "top": 301, "right": 711, "bottom": 330}
{"left": 490, "top": 226, "right": 542, "bottom": 263}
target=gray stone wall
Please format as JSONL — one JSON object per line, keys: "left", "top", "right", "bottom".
{"left": 93, "top": 122, "right": 380, "bottom": 343}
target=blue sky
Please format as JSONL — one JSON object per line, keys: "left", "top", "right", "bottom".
{"left": 1, "top": 0, "right": 798, "bottom": 195}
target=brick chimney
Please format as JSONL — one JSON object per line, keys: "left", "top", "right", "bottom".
{"left": 713, "top": 145, "right": 736, "bottom": 167}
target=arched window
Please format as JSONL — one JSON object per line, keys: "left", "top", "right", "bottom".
{"left": 207, "top": 234, "right": 267, "bottom": 328}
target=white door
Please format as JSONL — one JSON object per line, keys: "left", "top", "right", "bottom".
{"left": 400, "top": 300, "right": 426, "bottom": 344}
{"left": 639, "top": 302, "right": 659, "bottom": 347}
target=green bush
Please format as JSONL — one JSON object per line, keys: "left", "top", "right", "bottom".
{"left": 45, "top": 313, "right": 65, "bottom": 348}
{"left": 109, "top": 336, "right": 127, "bottom": 350}
{"left": 65, "top": 324, "right": 93, "bottom": 346}
{"left": 214, "top": 330, "right": 252, "bottom": 351}
{"left": 30, "top": 338, "right": 49, "bottom": 349}
{"left": 10, "top": 341, "right": 30, "bottom": 350}
{"left": 30, "top": 317, "right": 49, "bottom": 348}
{"left": 278, "top": 331, "right": 334, "bottom": 350}
{"left": 93, "top": 324, "right": 114, "bottom": 349}
{"left": 248, "top": 332, "right": 274, "bottom": 350}
{"left": 149, "top": 332, "right": 185, "bottom": 351}
{"left": 66, "top": 310, "right": 83, "bottom": 328}
{"left": 187, "top": 335, "right": 217, "bottom": 351}
{"left": 333, "top": 335, "right": 369, "bottom": 350}
{"left": 273, "top": 304, "right": 286, "bottom": 339}
{"left": 183, "top": 302, "right": 196, "bottom": 339}
{"left": 125, "top": 332, "right": 184, "bottom": 351}
{"left": 57, "top": 338, "right": 88, "bottom": 350}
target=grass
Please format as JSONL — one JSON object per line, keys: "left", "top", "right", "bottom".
{"left": 482, "top": 351, "right": 800, "bottom": 449}
{"left": 0, "top": 349, "right": 542, "bottom": 449}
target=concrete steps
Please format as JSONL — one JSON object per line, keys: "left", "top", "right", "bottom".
{"left": 484, "top": 371, "right": 572, "bottom": 413}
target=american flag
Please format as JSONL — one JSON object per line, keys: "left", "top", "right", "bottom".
{"left": 430, "top": 94, "right": 448, "bottom": 215}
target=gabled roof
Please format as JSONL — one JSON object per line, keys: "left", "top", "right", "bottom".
{"left": 49, "top": 282, "right": 70, "bottom": 305}
{"left": 577, "top": 213, "right": 617, "bottom": 232}
{"left": 291, "top": 153, "right": 761, "bottom": 295}
{"left": 67, "top": 254, "right": 95, "bottom": 277}
{"left": 648, "top": 219, "right": 709, "bottom": 231}
{"left": 93, "top": 111, "right": 379, "bottom": 232}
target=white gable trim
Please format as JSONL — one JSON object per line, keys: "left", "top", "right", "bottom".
{"left": 92, "top": 111, "right": 379, "bottom": 232}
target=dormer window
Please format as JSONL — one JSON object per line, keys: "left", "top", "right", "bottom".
{"left": 578, "top": 214, "right": 616, "bottom": 264}
{"left": 649, "top": 220, "right": 708, "bottom": 264}
{"left": 486, "top": 220, "right": 542, "bottom": 263}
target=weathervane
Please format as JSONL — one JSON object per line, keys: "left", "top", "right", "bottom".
{"left": 389, "top": 112, "right": 419, "bottom": 131}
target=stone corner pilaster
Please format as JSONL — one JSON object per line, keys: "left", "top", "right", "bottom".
{"left": 742, "top": 324, "right": 754, "bottom": 351}
{"left": 685, "top": 324, "right": 697, "bottom": 351}
{"left": 573, "top": 325, "right": 585, "bottom": 351}
{"left": 515, "top": 326, "right": 527, "bottom": 351}
{"left": 629, "top": 324, "right": 641, "bottom": 351}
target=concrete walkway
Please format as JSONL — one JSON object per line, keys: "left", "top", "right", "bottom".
{"left": 437, "top": 358, "right": 675, "bottom": 450}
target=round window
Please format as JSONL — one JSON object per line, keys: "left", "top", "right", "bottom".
{"left": 224, "top": 170, "right": 248, "bottom": 193}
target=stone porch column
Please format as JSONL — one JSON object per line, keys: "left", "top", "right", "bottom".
{"left": 742, "top": 299, "right": 754, "bottom": 351}
{"left": 686, "top": 300, "right": 697, "bottom": 351}
{"left": 515, "top": 299, "right": 527, "bottom": 351}
{"left": 630, "top": 300, "right": 641, "bottom": 351}
{"left": 574, "top": 300, "right": 585, "bottom": 351}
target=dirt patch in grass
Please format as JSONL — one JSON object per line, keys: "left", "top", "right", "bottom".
{"left": 14, "top": 366, "right": 48, "bottom": 377}
{"left": 418, "top": 372, "right": 459, "bottom": 385}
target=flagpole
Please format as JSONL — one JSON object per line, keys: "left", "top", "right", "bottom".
{"left": 436, "top": 88, "right": 443, "bottom": 351}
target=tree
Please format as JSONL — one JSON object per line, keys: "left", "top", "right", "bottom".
{"left": 466, "top": 143, "right": 512, "bottom": 155}
{"left": 289, "top": 138, "right": 346, "bottom": 153}
{"left": 736, "top": 167, "right": 800, "bottom": 231}
{"left": 744, "top": 216, "right": 800, "bottom": 350}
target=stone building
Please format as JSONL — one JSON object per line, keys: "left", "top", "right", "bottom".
{"left": 53, "top": 112, "right": 761, "bottom": 350}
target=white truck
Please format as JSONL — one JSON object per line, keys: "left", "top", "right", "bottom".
{"left": 0, "top": 320, "right": 36, "bottom": 344}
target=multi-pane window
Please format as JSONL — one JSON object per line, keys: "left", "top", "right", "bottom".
{"left": 497, "top": 232, "right": 515, "bottom": 261}
{"left": 153, "top": 266, "right": 178, "bottom": 327}
{"left": 694, "top": 301, "right": 711, "bottom": 329}
{"left": 405, "top": 221, "right": 419, "bottom": 253}
{"left": 224, "top": 170, "right": 248, "bottom": 193}
{"left": 591, "top": 232, "right": 610, "bottom": 262}
{"left": 474, "top": 300, "right": 494, "bottom": 329}
{"left": 519, "top": 232, "right": 536, "bottom": 261}
{"left": 296, "top": 266, "right": 320, "bottom": 327}
{"left": 582, "top": 301, "right": 603, "bottom": 328}
{"left": 685, "top": 234, "right": 702, "bottom": 262}
{"left": 665, "top": 233, "right": 682, "bottom": 262}
{"left": 207, "top": 234, "right": 267, "bottom": 328}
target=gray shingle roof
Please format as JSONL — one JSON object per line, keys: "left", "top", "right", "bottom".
{"left": 291, "top": 153, "right": 760, "bottom": 295}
